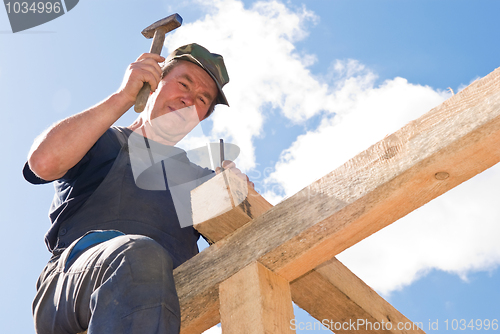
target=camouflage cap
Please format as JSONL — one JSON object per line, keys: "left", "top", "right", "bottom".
{"left": 165, "top": 43, "right": 229, "bottom": 106}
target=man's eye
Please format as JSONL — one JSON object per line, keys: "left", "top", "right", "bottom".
{"left": 179, "top": 82, "right": 187, "bottom": 88}
{"left": 199, "top": 97, "right": 206, "bottom": 105}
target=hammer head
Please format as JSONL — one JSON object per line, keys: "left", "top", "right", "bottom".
{"left": 141, "top": 13, "right": 183, "bottom": 39}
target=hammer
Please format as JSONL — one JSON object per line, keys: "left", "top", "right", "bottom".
{"left": 134, "top": 14, "right": 183, "bottom": 113}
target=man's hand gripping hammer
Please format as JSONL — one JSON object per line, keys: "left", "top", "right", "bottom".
{"left": 134, "top": 14, "right": 183, "bottom": 113}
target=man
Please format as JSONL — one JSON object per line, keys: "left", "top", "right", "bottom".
{"left": 24, "top": 44, "right": 251, "bottom": 334}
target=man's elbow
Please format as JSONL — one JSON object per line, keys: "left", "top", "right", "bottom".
{"left": 28, "top": 151, "right": 66, "bottom": 181}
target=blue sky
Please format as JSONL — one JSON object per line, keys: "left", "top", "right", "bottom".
{"left": 1, "top": 0, "right": 499, "bottom": 333}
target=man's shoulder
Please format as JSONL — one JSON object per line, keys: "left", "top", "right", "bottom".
{"left": 63, "top": 127, "right": 126, "bottom": 180}
{"left": 109, "top": 126, "right": 133, "bottom": 147}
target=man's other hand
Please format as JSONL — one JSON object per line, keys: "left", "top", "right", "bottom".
{"left": 215, "top": 160, "right": 255, "bottom": 189}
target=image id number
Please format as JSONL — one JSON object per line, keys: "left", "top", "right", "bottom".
{"left": 5, "top": 2, "right": 62, "bottom": 14}
{"left": 444, "top": 319, "right": 499, "bottom": 331}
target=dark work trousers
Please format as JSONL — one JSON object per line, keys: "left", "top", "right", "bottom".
{"left": 32, "top": 234, "right": 181, "bottom": 334}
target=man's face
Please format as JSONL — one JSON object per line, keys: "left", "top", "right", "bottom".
{"left": 144, "top": 60, "right": 218, "bottom": 143}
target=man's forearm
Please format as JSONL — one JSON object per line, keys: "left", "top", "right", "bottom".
{"left": 27, "top": 53, "right": 165, "bottom": 181}
{"left": 28, "top": 92, "right": 133, "bottom": 181}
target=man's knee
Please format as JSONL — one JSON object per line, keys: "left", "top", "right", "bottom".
{"left": 117, "top": 235, "right": 175, "bottom": 284}
{"left": 90, "top": 235, "right": 180, "bottom": 318}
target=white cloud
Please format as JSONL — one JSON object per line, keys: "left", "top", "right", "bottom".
{"left": 264, "top": 60, "right": 449, "bottom": 197}
{"left": 163, "top": 0, "right": 320, "bottom": 171}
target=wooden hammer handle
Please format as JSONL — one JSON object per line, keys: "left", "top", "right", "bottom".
{"left": 134, "top": 27, "right": 167, "bottom": 113}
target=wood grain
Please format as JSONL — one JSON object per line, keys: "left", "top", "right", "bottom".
{"left": 176, "top": 67, "right": 500, "bottom": 333}
{"left": 220, "top": 262, "right": 295, "bottom": 334}
{"left": 291, "top": 258, "right": 426, "bottom": 333}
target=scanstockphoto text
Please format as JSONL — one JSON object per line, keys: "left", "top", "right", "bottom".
{"left": 290, "top": 318, "right": 499, "bottom": 331}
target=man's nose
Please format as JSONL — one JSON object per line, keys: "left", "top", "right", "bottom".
{"left": 180, "top": 92, "right": 194, "bottom": 106}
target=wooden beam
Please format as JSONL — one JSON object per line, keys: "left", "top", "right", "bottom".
{"left": 192, "top": 170, "right": 272, "bottom": 244}
{"left": 191, "top": 173, "right": 424, "bottom": 334}
{"left": 177, "top": 67, "right": 500, "bottom": 333}
{"left": 220, "top": 262, "right": 295, "bottom": 334}
{"left": 290, "top": 258, "right": 426, "bottom": 333}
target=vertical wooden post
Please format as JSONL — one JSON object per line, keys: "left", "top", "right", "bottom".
{"left": 219, "top": 261, "right": 295, "bottom": 334}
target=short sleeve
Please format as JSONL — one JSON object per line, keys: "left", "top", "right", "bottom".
{"left": 22, "top": 128, "right": 121, "bottom": 185}
{"left": 22, "top": 162, "right": 51, "bottom": 185}
{"left": 22, "top": 148, "right": 92, "bottom": 185}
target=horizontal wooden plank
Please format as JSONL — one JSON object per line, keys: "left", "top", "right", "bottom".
{"left": 176, "top": 67, "right": 500, "bottom": 333}
{"left": 189, "top": 178, "right": 424, "bottom": 334}
{"left": 291, "top": 258, "right": 426, "bottom": 333}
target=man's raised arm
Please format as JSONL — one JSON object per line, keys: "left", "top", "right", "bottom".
{"left": 27, "top": 53, "right": 164, "bottom": 181}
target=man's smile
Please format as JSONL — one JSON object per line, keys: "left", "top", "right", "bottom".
{"left": 166, "top": 106, "right": 187, "bottom": 122}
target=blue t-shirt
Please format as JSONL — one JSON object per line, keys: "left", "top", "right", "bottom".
{"left": 24, "top": 128, "right": 130, "bottom": 252}
{"left": 25, "top": 127, "right": 215, "bottom": 255}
